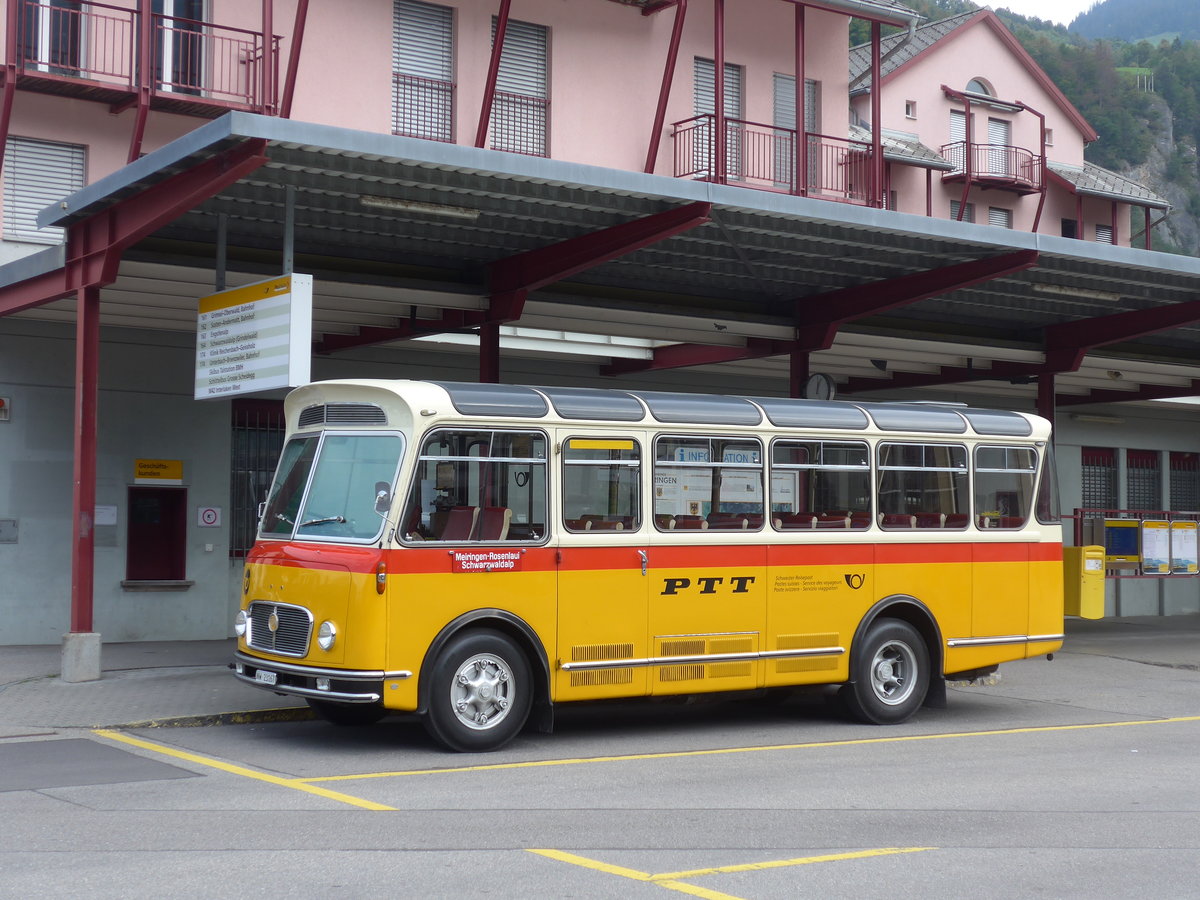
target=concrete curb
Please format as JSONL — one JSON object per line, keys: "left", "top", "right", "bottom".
{"left": 104, "top": 706, "right": 316, "bottom": 730}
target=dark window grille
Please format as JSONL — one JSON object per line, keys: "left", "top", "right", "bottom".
{"left": 1080, "top": 446, "right": 1117, "bottom": 510}
{"left": 393, "top": 73, "right": 454, "bottom": 141}
{"left": 230, "top": 399, "right": 285, "bottom": 558}
{"left": 1170, "top": 451, "right": 1200, "bottom": 511}
{"left": 1126, "top": 448, "right": 1160, "bottom": 511}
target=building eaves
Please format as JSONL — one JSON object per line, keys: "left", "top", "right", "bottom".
{"left": 1047, "top": 161, "right": 1170, "bottom": 210}
{"left": 849, "top": 10, "right": 979, "bottom": 87}
{"left": 849, "top": 125, "right": 955, "bottom": 170}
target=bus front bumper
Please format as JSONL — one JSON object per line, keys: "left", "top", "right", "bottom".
{"left": 233, "top": 651, "right": 412, "bottom": 704}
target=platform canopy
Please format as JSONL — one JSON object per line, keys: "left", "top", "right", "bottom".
{"left": 5, "top": 111, "right": 1200, "bottom": 408}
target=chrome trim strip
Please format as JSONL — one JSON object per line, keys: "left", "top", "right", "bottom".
{"left": 235, "top": 651, "right": 412, "bottom": 681}
{"left": 233, "top": 670, "right": 381, "bottom": 703}
{"left": 945, "top": 633, "right": 1064, "bottom": 648}
{"left": 559, "top": 646, "right": 844, "bottom": 671}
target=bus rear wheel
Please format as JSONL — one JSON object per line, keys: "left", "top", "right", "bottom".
{"left": 423, "top": 629, "right": 532, "bottom": 752}
{"left": 843, "top": 618, "right": 929, "bottom": 725}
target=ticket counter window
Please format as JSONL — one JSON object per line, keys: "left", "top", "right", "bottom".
{"left": 126, "top": 486, "right": 187, "bottom": 581}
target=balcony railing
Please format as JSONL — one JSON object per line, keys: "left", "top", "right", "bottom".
{"left": 672, "top": 114, "right": 875, "bottom": 205}
{"left": 940, "top": 141, "right": 1044, "bottom": 193}
{"left": 12, "top": 0, "right": 279, "bottom": 110}
{"left": 392, "top": 72, "right": 455, "bottom": 142}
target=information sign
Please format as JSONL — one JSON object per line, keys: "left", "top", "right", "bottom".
{"left": 1170, "top": 521, "right": 1199, "bottom": 574}
{"left": 1140, "top": 520, "right": 1170, "bottom": 574}
{"left": 194, "top": 274, "right": 312, "bottom": 399}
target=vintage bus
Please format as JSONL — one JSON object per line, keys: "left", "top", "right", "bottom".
{"left": 233, "top": 379, "right": 1064, "bottom": 751}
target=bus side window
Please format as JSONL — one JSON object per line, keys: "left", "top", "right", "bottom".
{"left": 405, "top": 429, "right": 547, "bottom": 542}
{"left": 877, "top": 443, "right": 968, "bottom": 529}
{"left": 975, "top": 445, "right": 1037, "bottom": 530}
{"left": 561, "top": 437, "right": 641, "bottom": 533}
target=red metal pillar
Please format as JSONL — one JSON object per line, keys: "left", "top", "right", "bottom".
{"left": 70, "top": 286, "right": 101, "bottom": 633}
{"left": 279, "top": 0, "right": 309, "bottom": 118}
{"left": 261, "top": 0, "right": 275, "bottom": 113}
{"left": 476, "top": 0, "right": 511, "bottom": 148}
{"left": 870, "top": 21, "right": 882, "bottom": 207}
{"left": 1037, "top": 372, "right": 1056, "bottom": 432}
{"left": 0, "top": 0, "right": 20, "bottom": 175}
{"left": 1144, "top": 207, "right": 1152, "bottom": 250}
{"left": 644, "top": 0, "right": 686, "bottom": 174}
{"left": 713, "top": 0, "right": 725, "bottom": 184}
{"left": 794, "top": 3, "right": 806, "bottom": 196}
{"left": 128, "top": 0, "right": 154, "bottom": 162}
{"left": 479, "top": 322, "right": 501, "bottom": 383}
{"left": 789, "top": 349, "right": 809, "bottom": 399}
{"left": 956, "top": 94, "right": 973, "bottom": 219}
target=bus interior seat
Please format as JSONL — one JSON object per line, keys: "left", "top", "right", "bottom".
{"left": 564, "top": 517, "right": 591, "bottom": 531}
{"left": 850, "top": 511, "right": 872, "bottom": 529}
{"left": 476, "top": 506, "right": 512, "bottom": 541}
{"left": 880, "top": 513, "right": 917, "bottom": 529}
{"left": 655, "top": 514, "right": 676, "bottom": 530}
{"left": 582, "top": 514, "right": 625, "bottom": 531}
{"left": 944, "top": 513, "right": 969, "bottom": 529}
{"left": 440, "top": 506, "right": 478, "bottom": 541}
{"left": 775, "top": 513, "right": 816, "bottom": 530}
{"left": 673, "top": 515, "right": 708, "bottom": 529}
{"left": 817, "top": 513, "right": 850, "bottom": 528}
{"left": 706, "top": 512, "right": 747, "bottom": 529}
{"left": 915, "top": 512, "right": 946, "bottom": 528}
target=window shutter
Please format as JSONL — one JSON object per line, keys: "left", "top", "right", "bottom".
{"left": 988, "top": 207, "right": 1012, "bottom": 228}
{"left": 771, "top": 73, "right": 817, "bottom": 134}
{"left": 494, "top": 18, "right": 547, "bottom": 99}
{"left": 694, "top": 58, "right": 742, "bottom": 117}
{"left": 3, "top": 136, "right": 85, "bottom": 244}
{"left": 394, "top": 0, "right": 452, "bottom": 81}
{"left": 1095, "top": 224, "right": 1114, "bottom": 244}
{"left": 393, "top": 0, "right": 454, "bottom": 140}
{"left": 950, "top": 199, "right": 975, "bottom": 223}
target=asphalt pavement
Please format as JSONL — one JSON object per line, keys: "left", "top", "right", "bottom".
{"left": 0, "top": 616, "right": 1196, "bottom": 736}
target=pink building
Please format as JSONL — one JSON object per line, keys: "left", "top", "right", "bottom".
{"left": 848, "top": 9, "right": 1167, "bottom": 247}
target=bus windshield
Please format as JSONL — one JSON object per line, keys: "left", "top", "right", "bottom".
{"left": 260, "top": 433, "right": 404, "bottom": 541}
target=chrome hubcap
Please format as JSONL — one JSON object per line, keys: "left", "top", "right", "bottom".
{"left": 450, "top": 653, "right": 514, "bottom": 730}
{"left": 870, "top": 639, "right": 916, "bottom": 706}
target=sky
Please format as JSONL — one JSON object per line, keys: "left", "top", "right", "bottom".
{"left": 988, "top": 1, "right": 1096, "bottom": 27}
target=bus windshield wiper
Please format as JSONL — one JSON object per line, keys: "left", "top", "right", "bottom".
{"left": 300, "top": 515, "right": 346, "bottom": 527}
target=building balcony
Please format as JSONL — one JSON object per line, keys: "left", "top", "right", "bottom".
{"left": 5, "top": 0, "right": 279, "bottom": 117}
{"left": 672, "top": 114, "right": 877, "bottom": 205}
{"left": 940, "top": 141, "right": 1044, "bottom": 195}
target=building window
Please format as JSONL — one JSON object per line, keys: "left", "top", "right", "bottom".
{"left": 1126, "top": 449, "right": 1161, "bottom": 510}
{"left": 20, "top": 0, "right": 83, "bottom": 75}
{"left": 1044, "top": 128, "right": 1054, "bottom": 146}
{"left": 905, "top": 100, "right": 917, "bottom": 119}
{"left": 393, "top": 0, "right": 454, "bottom": 141}
{"left": 1095, "top": 224, "right": 1115, "bottom": 244}
{"left": 695, "top": 57, "right": 744, "bottom": 180}
{"left": 1081, "top": 447, "right": 1117, "bottom": 510}
{"left": 771, "top": 72, "right": 817, "bottom": 190}
{"left": 1061, "top": 218, "right": 1078, "bottom": 239}
{"left": 988, "top": 207, "right": 1013, "bottom": 228}
{"left": 2, "top": 136, "right": 85, "bottom": 245}
{"left": 126, "top": 486, "right": 188, "bottom": 581}
{"left": 490, "top": 18, "right": 548, "bottom": 157}
{"left": 1170, "top": 452, "right": 1200, "bottom": 511}
{"left": 154, "top": 0, "right": 206, "bottom": 95}
{"left": 950, "top": 199, "right": 975, "bottom": 223}
{"left": 966, "top": 77, "right": 994, "bottom": 96}
{"left": 230, "top": 399, "right": 286, "bottom": 558}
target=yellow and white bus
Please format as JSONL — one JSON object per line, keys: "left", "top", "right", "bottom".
{"left": 234, "top": 379, "right": 1064, "bottom": 751}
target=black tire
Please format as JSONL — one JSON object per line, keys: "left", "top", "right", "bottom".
{"left": 843, "top": 618, "right": 930, "bottom": 725}
{"left": 306, "top": 698, "right": 388, "bottom": 727}
{"left": 423, "top": 629, "right": 533, "bottom": 752}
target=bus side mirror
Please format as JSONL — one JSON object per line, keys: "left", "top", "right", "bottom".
{"left": 374, "top": 482, "right": 392, "bottom": 516}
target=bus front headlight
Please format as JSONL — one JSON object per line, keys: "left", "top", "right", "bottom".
{"left": 234, "top": 609, "right": 248, "bottom": 637}
{"left": 317, "top": 620, "right": 337, "bottom": 651}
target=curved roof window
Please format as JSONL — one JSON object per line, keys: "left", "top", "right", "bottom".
{"left": 966, "top": 78, "right": 995, "bottom": 97}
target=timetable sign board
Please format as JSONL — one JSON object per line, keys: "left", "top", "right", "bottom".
{"left": 195, "top": 274, "right": 312, "bottom": 399}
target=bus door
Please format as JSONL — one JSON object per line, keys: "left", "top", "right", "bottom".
{"left": 647, "top": 435, "right": 767, "bottom": 696}
{"left": 554, "top": 435, "right": 650, "bottom": 700}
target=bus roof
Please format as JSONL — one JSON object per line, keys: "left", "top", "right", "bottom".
{"left": 284, "top": 380, "right": 1049, "bottom": 440}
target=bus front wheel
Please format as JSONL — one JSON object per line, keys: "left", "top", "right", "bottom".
{"left": 423, "top": 629, "right": 532, "bottom": 752}
{"left": 843, "top": 618, "right": 929, "bottom": 725}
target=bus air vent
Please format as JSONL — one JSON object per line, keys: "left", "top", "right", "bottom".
{"left": 298, "top": 404, "right": 388, "bottom": 427}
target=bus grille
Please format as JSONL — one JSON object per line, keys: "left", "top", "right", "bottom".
{"left": 247, "top": 601, "right": 313, "bottom": 657}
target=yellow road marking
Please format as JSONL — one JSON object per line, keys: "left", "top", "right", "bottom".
{"left": 93, "top": 729, "right": 395, "bottom": 811}
{"left": 300, "top": 715, "right": 1200, "bottom": 784}
{"left": 528, "top": 846, "right": 936, "bottom": 899}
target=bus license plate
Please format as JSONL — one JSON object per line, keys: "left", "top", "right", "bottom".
{"left": 255, "top": 669, "right": 277, "bottom": 686}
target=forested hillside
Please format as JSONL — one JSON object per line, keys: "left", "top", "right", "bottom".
{"left": 857, "top": 0, "right": 1200, "bottom": 254}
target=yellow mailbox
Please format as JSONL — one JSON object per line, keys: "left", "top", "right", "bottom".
{"left": 1063, "top": 545, "right": 1105, "bottom": 619}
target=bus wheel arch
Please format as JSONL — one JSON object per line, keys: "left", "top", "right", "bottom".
{"left": 843, "top": 596, "right": 943, "bottom": 724}
{"left": 418, "top": 609, "right": 552, "bottom": 751}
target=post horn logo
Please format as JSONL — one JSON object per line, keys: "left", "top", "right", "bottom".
{"left": 844, "top": 573, "right": 866, "bottom": 590}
